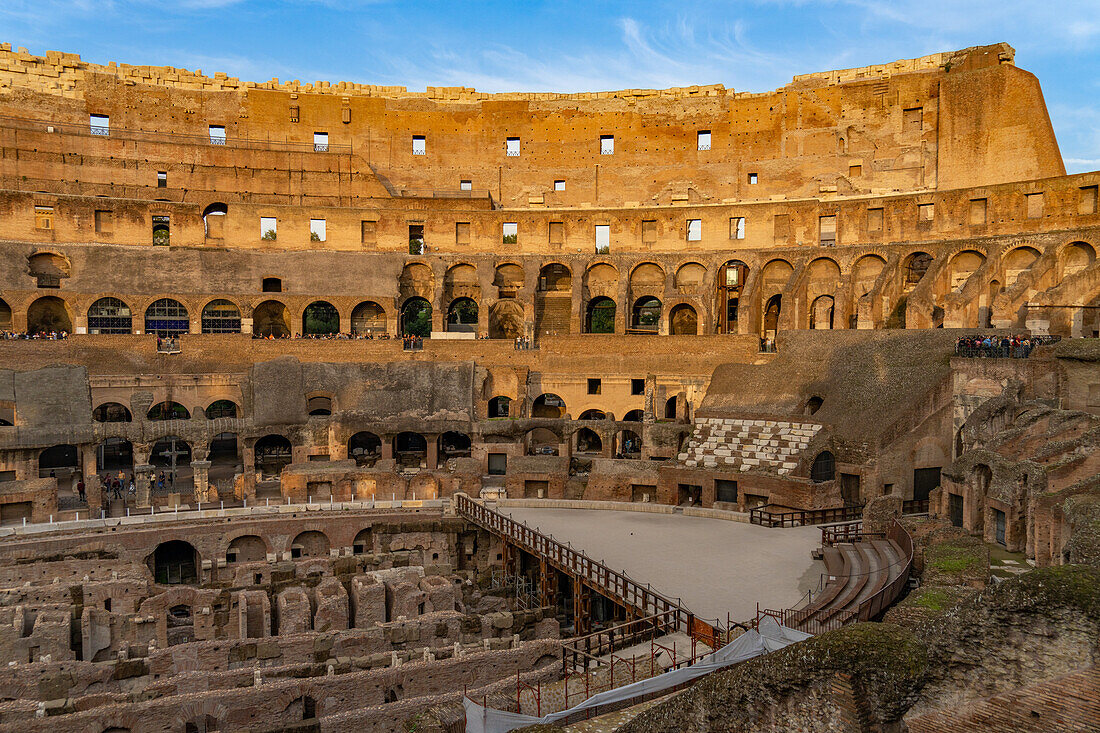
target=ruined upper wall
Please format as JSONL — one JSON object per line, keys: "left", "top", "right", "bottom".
{"left": 0, "top": 43, "right": 1065, "bottom": 206}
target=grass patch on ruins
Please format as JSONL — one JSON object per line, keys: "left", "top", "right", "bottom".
{"left": 905, "top": 587, "right": 955, "bottom": 612}
{"left": 924, "top": 538, "right": 988, "bottom": 578}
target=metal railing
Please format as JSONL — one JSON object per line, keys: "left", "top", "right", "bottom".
{"left": 902, "top": 499, "right": 930, "bottom": 515}
{"left": 750, "top": 503, "right": 864, "bottom": 528}
{"left": 0, "top": 113, "right": 352, "bottom": 154}
{"left": 454, "top": 494, "right": 710, "bottom": 641}
{"left": 820, "top": 521, "right": 885, "bottom": 546}
{"left": 560, "top": 611, "right": 678, "bottom": 673}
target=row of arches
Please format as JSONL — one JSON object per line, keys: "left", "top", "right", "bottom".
{"left": 93, "top": 400, "right": 239, "bottom": 422}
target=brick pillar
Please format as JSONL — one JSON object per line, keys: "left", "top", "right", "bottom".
{"left": 381, "top": 436, "right": 394, "bottom": 461}
{"left": 426, "top": 436, "right": 438, "bottom": 470}
{"left": 191, "top": 460, "right": 212, "bottom": 503}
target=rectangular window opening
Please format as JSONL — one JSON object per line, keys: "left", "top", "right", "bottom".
{"left": 460, "top": 179, "right": 472, "bottom": 191}
{"left": 455, "top": 221, "right": 470, "bottom": 245}
{"left": 867, "top": 207, "right": 884, "bottom": 232}
{"left": 361, "top": 220, "right": 376, "bottom": 244}
{"left": 409, "top": 224, "right": 425, "bottom": 255}
{"left": 313, "top": 132, "right": 328, "bottom": 152}
{"left": 310, "top": 218, "right": 326, "bottom": 242}
{"left": 1079, "top": 185, "right": 1098, "bottom": 215}
{"left": 773, "top": 213, "right": 790, "bottom": 241}
{"left": 917, "top": 203, "right": 934, "bottom": 223}
{"left": 209, "top": 125, "right": 226, "bottom": 145}
{"left": 747, "top": 173, "right": 758, "bottom": 185}
{"left": 587, "top": 378, "right": 602, "bottom": 395}
{"left": 600, "top": 135, "right": 614, "bottom": 155}
{"left": 94, "top": 210, "right": 113, "bottom": 234}
{"left": 969, "top": 198, "right": 988, "bottom": 225}
{"left": 686, "top": 219, "right": 702, "bottom": 242}
{"left": 412, "top": 135, "right": 426, "bottom": 155}
{"left": 89, "top": 114, "right": 109, "bottom": 136}
{"left": 697, "top": 130, "right": 711, "bottom": 151}
{"left": 502, "top": 222, "right": 518, "bottom": 244}
{"left": 848, "top": 163, "right": 862, "bottom": 177}
{"left": 34, "top": 205, "right": 54, "bottom": 230}
{"left": 548, "top": 221, "right": 564, "bottom": 246}
{"left": 1026, "top": 192, "right": 1044, "bottom": 219}
{"left": 819, "top": 215, "right": 837, "bottom": 246}
{"left": 642, "top": 219, "right": 657, "bottom": 244}
{"left": 260, "top": 217, "right": 277, "bottom": 241}
{"left": 505, "top": 137, "right": 520, "bottom": 156}
{"left": 554, "top": 179, "right": 565, "bottom": 192}
{"left": 631, "top": 378, "right": 645, "bottom": 395}
{"left": 157, "top": 171, "right": 167, "bottom": 188}
{"left": 903, "top": 107, "right": 923, "bottom": 133}
{"left": 594, "top": 224, "right": 610, "bottom": 254}
{"left": 729, "top": 217, "right": 745, "bottom": 240}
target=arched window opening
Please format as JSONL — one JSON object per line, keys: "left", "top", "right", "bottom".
{"left": 87, "top": 297, "right": 132, "bottom": 334}
{"left": 38, "top": 444, "right": 79, "bottom": 479}
{"left": 254, "top": 435, "right": 292, "bottom": 477}
{"left": 302, "top": 301, "right": 339, "bottom": 336}
{"left": 150, "top": 540, "right": 198, "bottom": 585}
{"left": 532, "top": 393, "right": 565, "bottom": 419}
{"left": 202, "top": 202, "right": 227, "bottom": 238}
{"left": 624, "top": 409, "right": 644, "bottom": 422}
{"left": 226, "top": 535, "right": 266, "bottom": 564}
{"left": 579, "top": 409, "right": 606, "bottom": 421}
{"left": 27, "top": 296, "right": 71, "bottom": 335}
{"left": 488, "top": 396, "right": 511, "bottom": 418}
{"left": 401, "top": 298, "right": 432, "bottom": 337}
{"left": 201, "top": 300, "right": 241, "bottom": 333}
{"left": 446, "top": 298, "right": 478, "bottom": 332}
{"left": 147, "top": 401, "right": 190, "bottom": 421}
{"left": 93, "top": 402, "right": 132, "bottom": 422}
{"left": 669, "top": 303, "right": 698, "bottom": 335}
{"left": 439, "top": 431, "right": 471, "bottom": 460}
{"left": 585, "top": 297, "right": 616, "bottom": 334}
{"left": 290, "top": 531, "right": 329, "bottom": 559}
{"left": 351, "top": 301, "right": 386, "bottom": 335}
{"left": 206, "top": 400, "right": 238, "bottom": 419}
{"left": 630, "top": 297, "right": 661, "bottom": 333}
{"left": 538, "top": 263, "right": 571, "bottom": 291}
{"left": 575, "top": 428, "right": 602, "bottom": 454}
{"left": 394, "top": 432, "right": 427, "bottom": 469}
{"left": 716, "top": 260, "right": 748, "bottom": 334}
{"left": 253, "top": 300, "right": 290, "bottom": 338}
{"left": 144, "top": 298, "right": 189, "bottom": 337}
{"left": 905, "top": 252, "right": 932, "bottom": 285}
{"left": 0, "top": 298, "right": 11, "bottom": 331}
{"left": 525, "top": 428, "right": 559, "bottom": 456}
{"left": 810, "top": 451, "right": 836, "bottom": 483}
{"left": 664, "top": 396, "right": 677, "bottom": 420}
{"left": 348, "top": 432, "right": 381, "bottom": 467}
{"left": 804, "top": 396, "right": 824, "bottom": 416}
{"left": 307, "top": 395, "right": 332, "bottom": 416}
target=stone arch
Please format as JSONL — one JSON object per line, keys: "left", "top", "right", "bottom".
{"left": 399, "top": 262, "right": 435, "bottom": 301}
{"left": 631, "top": 296, "right": 661, "bottom": 333}
{"left": 201, "top": 202, "right": 228, "bottom": 238}
{"left": 348, "top": 432, "right": 381, "bottom": 466}
{"left": 144, "top": 298, "right": 189, "bottom": 337}
{"left": 302, "top": 300, "right": 339, "bottom": 336}
{"left": 149, "top": 540, "right": 199, "bottom": 584}
{"left": 902, "top": 251, "right": 933, "bottom": 287}
{"left": 290, "top": 530, "right": 330, "bottom": 559}
{"left": 674, "top": 262, "right": 707, "bottom": 290}
{"left": 446, "top": 297, "right": 478, "bottom": 332}
{"left": 615, "top": 429, "right": 642, "bottom": 458}
{"left": 254, "top": 434, "right": 292, "bottom": 476}
{"left": 584, "top": 262, "right": 618, "bottom": 298}
{"left": 579, "top": 409, "right": 607, "bottom": 420}
{"left": 148, "top": 401, "right": 189, "bottom": 421}
{"left": 488, "top": 396, "right": 511, "bottom": 417}
{"left": 27, "top": 251, "right": 71, "bottom": 287}
{"left": 525, "top": 428, "right": 560, "bottom": 455}
{"left": 351, "top": 301, "right": 386, "bottom": 335}
{"left": 353, "top": 527, "right": 374, "bottom": 554}
{"left": 629, "top": 262, "right": 665, "bottom": 288}
{"left": 1002, "top": 246, "right": 1040, "bottom": 287}
{"left": 810, "top": 295, "right": 835, "bottom": 330}
{"left": 39, "top": 444, "right": 79, "bottom": 477}
{"left": 489, "top": 300, "right": 524, "bottom": 339}
{"left": 0, "top": 297, "right": 10, "bottom": 331}
{"left": 205, "top": 399, "right": 238, "bottom": 419}
{"left": 493, "top": 262, "right": 525, "bottom": 297}
{"left": 585, "top": 296, "right": 616, "bottom": 334}
{"left": 575, "top": 427, "right": 603, "bottom": 454}
{"left": 1061, "top": 241, "right": 1095, "bottom": 278}
{"left": 253, "top": 300, "right": 290, "bottom": 338}
{"left": 538, "top": 263, "right": 572, "bottom": 291}
{"left": 532, "top": 393, "right": 565, "bottom": 419}
{"left": 623, "top": 409, "right": 644, "bottom": 422}
{"left": 200, "top": 299, "right": 241, "bottom": 334}
{"left": 763, "top": 294, "right": 782, "bottom": 339}
{"left": 439, "top": 431, "right": 471, "bottom": 460}
{"left": 945, "top": 250, "right": 986, "bottom": 293}
{"left": 226, "top": 534, "right": 268, "bottom": 563}
{"left": 93, "top": 402, "right": 132, "bottom": 422}
{"left": 394, "top": 432, "right": 427, "bottom": 468}
{"left": 87, "top": 297, "right": 133, "bottom": 334}
{"left": 401, "top": 297, "right": 432, "bottom": 337}
{"left": 810, "top": 451, "right": 835, "bottom": 482}
{"left": 851, "top": 254, "right": 886, "bottom": 297}
{"left": 443, "top": 263, "right": 480, "bottom": 302}
{"left": 27, "top": 295, "right": 72, "bottom": 334}
{"left": 669, "top": 302, "right": 698, "bottom": 335}
{"left": 717, "top": 259, "right": 749, "bottom": 334}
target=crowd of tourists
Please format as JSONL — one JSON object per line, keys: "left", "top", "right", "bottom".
{"left": 514, "top": 336, "right": 536, "bottom": 350}
{"left": 403, "top": 335, "right": 424, "bottom": 350}
{"left": 0, "top": 330, "right": 68, "bottom": 340}
{"left": 953, "top": 334, "right": 1059, "bottom": 358}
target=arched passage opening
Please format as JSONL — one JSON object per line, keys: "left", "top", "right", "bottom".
{"left": 623, "top": 409, "right": 644, "bottom": 422}
{"left": 209, "top": 432, "right": 240, "bottom": 483}
{"left": 630, "top": 296, "right": 661, "bottom": 333}
{"left": 148, "top": 401, "right": 189, "bottom": 421}
{"left": 1062, "top": 241, "right": 1096, "bottom": 277}
{"left": 351, "top": 301, "right": 386, "bottom": 336}
{"left": 93, "top": 402, "right": 132, "bottom": 422}
{"left": 353, "top": 528, "right": 374, "bottom": 555}
{"left": 810, "top": 451, "right": 835, "bottom": 483}
{"left": 579, "top": 409, "right": 606, "bottom": 421}
{"left": 762, "top": 294, "right": 782, "bottom": 341}
{"left": 227, "top": 534, "right": 266, "bottom": 564}
{"left": 254, "top": 435, "right": 292, "bottom": 477}
{"left": 525, "top": 428, "right": 560, "bottom": 456}
{"left": 96, "top": 438, "right": 133, "bottom": 475}
{"left": 201, "top": 299, "right": 241, "bottom": 333}
{"left": 575, "top": 427, "right": 603, "bottom": 454}
{"left": 664, "top": 396, "right": 677, "bottom": 420}
{"left": 669, "top": 303, "right": 698, "bottom": 335}
{"left": 394, "top": 432, "right": 427, "bottom": 468}
{"left": 87, "top": 297, "right": 132, "bottom": 334}
{"left": 616, "top": 429, "right": 642, "bottom": 458}
{"left": 39, "top": 444, "right": 78, "bottom": 479}
{"left": 716, "top": 260, "right": 748, "bottom": 334}
{"left": 535, "top": 263, "right": 572, "bottom": 337}
{"left": 0, "top": 298, "right": 10, "bottom": 331}
{"left": 446, "top": 298, "right": 478, "bottom": 332}
{"left": 291, "top": 530, "right": 330, "bottom": 559}
{"left": 253, "top": 300, "right": 290, "bottom": 338}
{"left": 401, "top": 298, "right": 432, "bottom": 337}
{"left": 28, "top": 296, "right": 71, "bottom": 334}
{"left": 904, "top": 252, "right": 933, "bottom": 287}
{"left": 302, "top": 300, "right": 339, "bottom": 336}
{"left": 205, "top": 399, "right": 238, "bottom": 419}
{"left": 348, "top": 432, "right": 381, "bottom": 467}
{"left": 145, "top": 298, "right": 189, "bottom": 337}
{"left": 488, "top": 396, "right": 511, "bottom": 417}
{"left": 439, "top": 431, "right": 471, "bottom": 460}
{"left": 150, "top": 540, "right": 198, "bottom": 584}
{"left": 810, "top": 295, "right": 835, "bottom": 330}
{"left": 585, "top": 297, "right": 616, "bottom": 334}
{"left": 150, "top": 436, "right": 192, "bottom": 492}
{"left": 202, "top": 202, "right": 227, "bottom": 238}
{"left": 532, "top": 393, "right": 565, "bottom": 419}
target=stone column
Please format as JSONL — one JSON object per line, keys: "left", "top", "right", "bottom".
{"left": 134, "top": 464, "right": 153, "bottom": 508}
{"left": 426, "top": 437, "right": 439, "bottom": 470}
{"left": 381, "top": 436, "right": 394, "bottom": 461}
{"left": 191, "top": 460, "right": 212, "bottom": 503}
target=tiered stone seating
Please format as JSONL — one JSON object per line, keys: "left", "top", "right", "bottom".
{"left": 677, "top": 417, "right": 823, "bottom": 474}
{"left": 794, "top": 538, "right": 904, "bottom": 632}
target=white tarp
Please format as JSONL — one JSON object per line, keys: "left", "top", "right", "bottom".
{"left": 463, "top": 617, "right": 810, "bottom": 733}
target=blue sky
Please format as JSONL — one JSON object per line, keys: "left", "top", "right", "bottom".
{"left": 2, "top": 0, "right": 1099, "bottom": 171}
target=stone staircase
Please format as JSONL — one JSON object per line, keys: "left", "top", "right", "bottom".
{"left": 677, "top": 417, "right": 823, "bottom": 475}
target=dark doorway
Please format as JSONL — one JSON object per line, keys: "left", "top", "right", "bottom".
{"left": 948, "top": 493, "right": 964, "bottom": 527}
{"left": 913, "top": 467, "right": 941, "bottom": 502}
{"left": 840, "top": 473, "right": 861, "bottom": 506}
